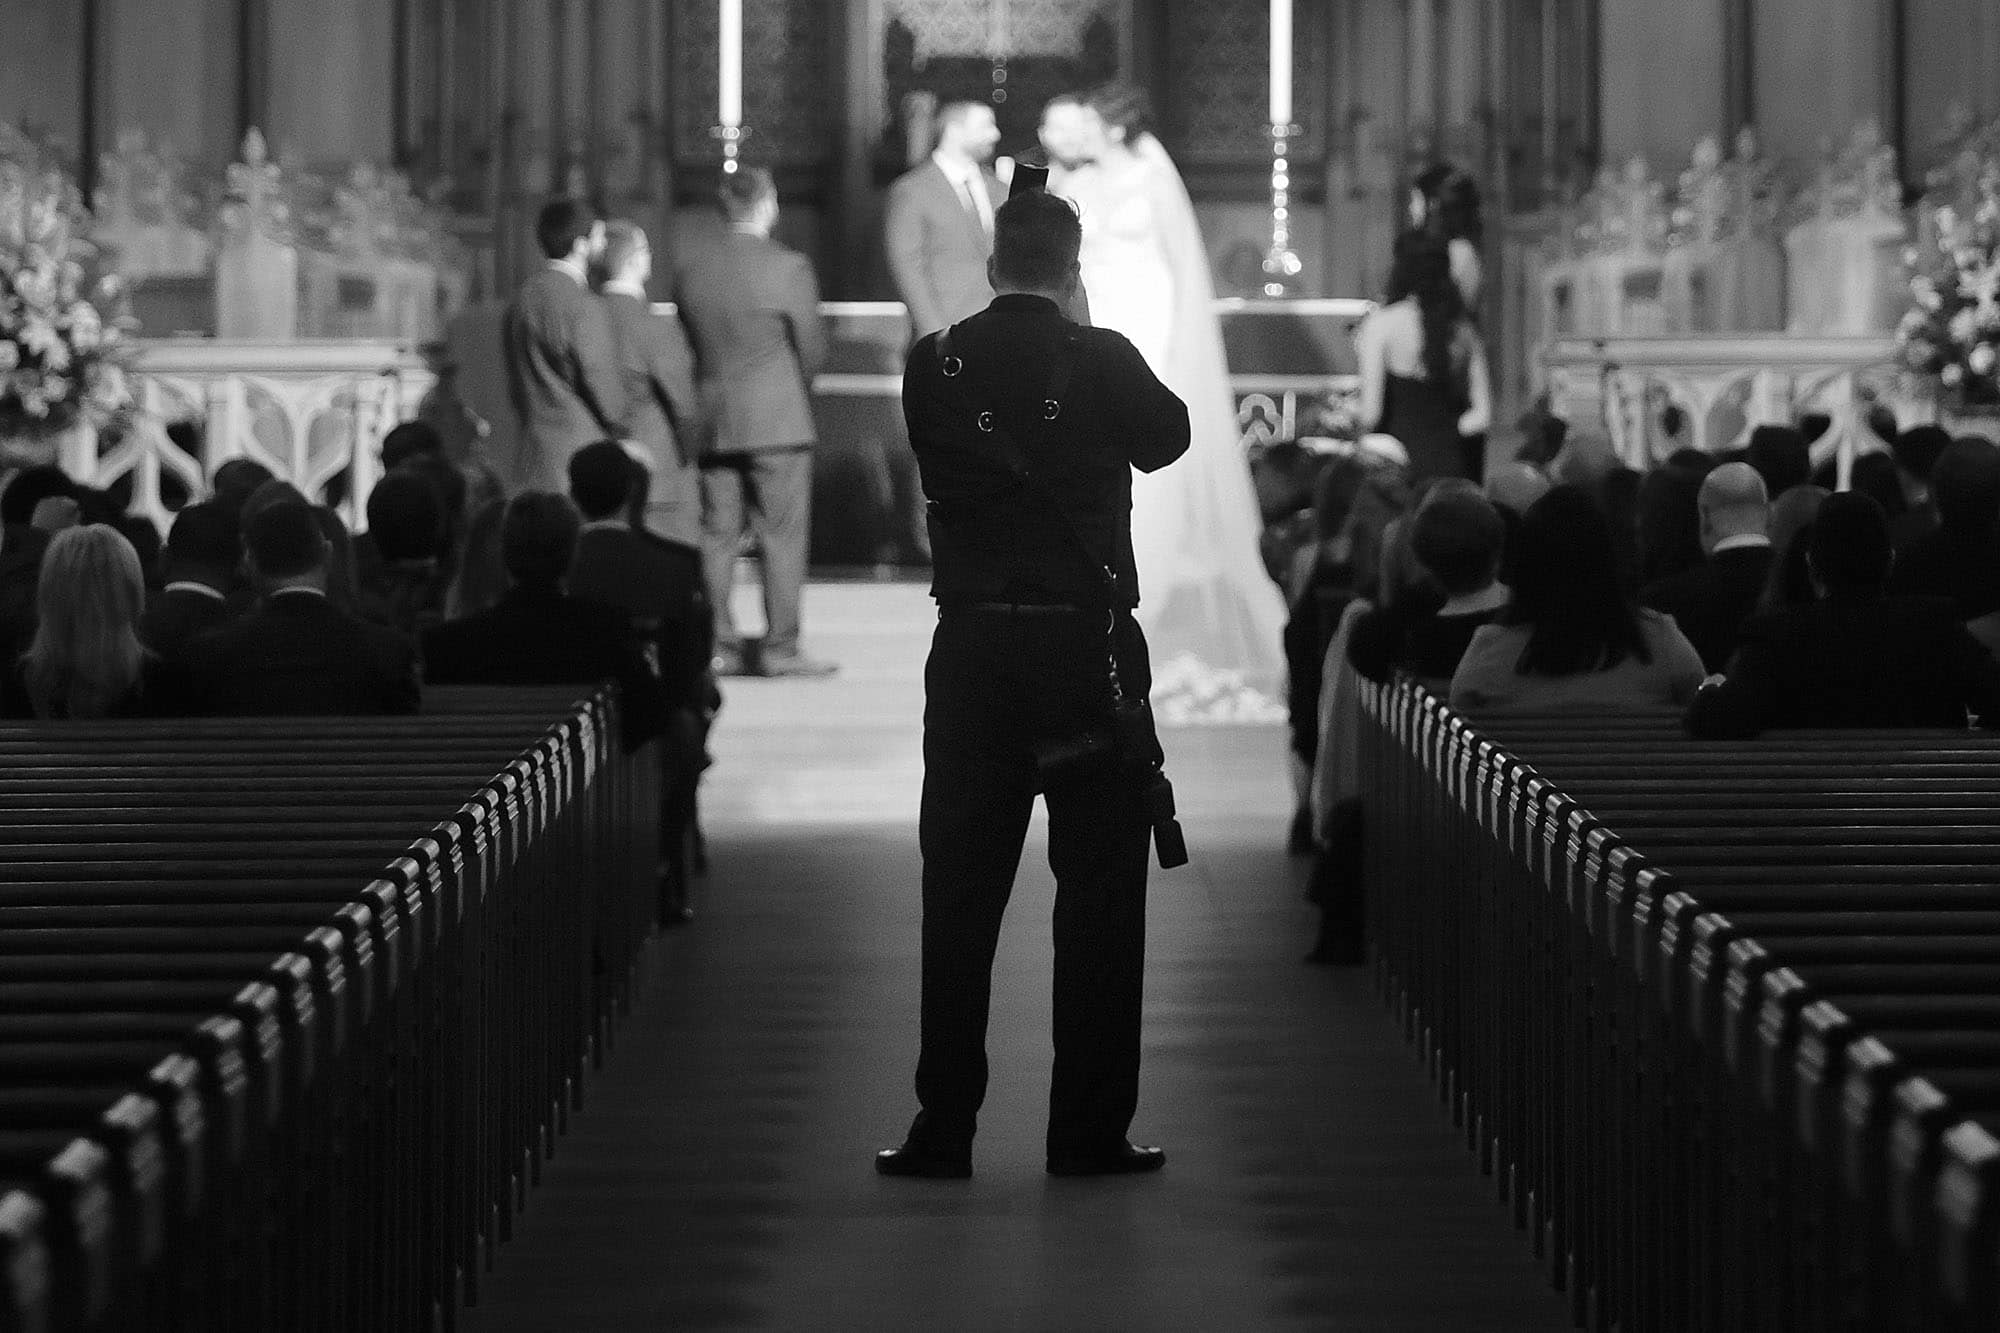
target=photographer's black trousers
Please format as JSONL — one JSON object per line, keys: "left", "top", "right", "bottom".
{"left": 912, "top": 606, "right": 1155, "bottom": 1157}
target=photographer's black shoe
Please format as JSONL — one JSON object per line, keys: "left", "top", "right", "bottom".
{"left": 1046, "top": 1141, "right": 1166, "bottom": 1177}
{"left": 875, "top": 1141, "right": 972, "bottom": 1179}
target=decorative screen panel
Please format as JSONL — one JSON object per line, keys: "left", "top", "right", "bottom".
{"left": 673, "top": 0, "right": 832, "bottom": 166}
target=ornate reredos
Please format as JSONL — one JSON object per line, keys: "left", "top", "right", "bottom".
{"left": 219, "top": 128, "right": 295, "bottom": 248}
{"left": 884, "top": 0, "right": 1118, "bottom": 61}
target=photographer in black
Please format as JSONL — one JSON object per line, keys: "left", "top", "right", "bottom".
{"left": 876, "top": 187, "right": 1191, "bottom": 1180}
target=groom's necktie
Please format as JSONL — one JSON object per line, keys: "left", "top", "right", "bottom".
{"left": 956, "top": 176, "right": 992, "bottom": 243}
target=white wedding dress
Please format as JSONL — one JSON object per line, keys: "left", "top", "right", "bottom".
{"left": 1057, "top": 138, "right": 1289, "bottom": 722}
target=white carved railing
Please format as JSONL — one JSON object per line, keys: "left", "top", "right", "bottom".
{"left": 1540, "top": 334, "right": 1929, "bottom": 488}
{"left": 62, "top": 340, "right": 433, "bottom": 533}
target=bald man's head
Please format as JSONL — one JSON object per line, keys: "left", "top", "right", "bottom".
{"left": 1697, "top": 462, "right": 1770, "bottom": 552}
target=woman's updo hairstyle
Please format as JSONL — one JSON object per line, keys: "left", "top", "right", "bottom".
{"left": 1085, "top": 82, "right": 1154, "bottom": 144}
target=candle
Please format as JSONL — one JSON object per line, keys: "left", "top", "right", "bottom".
{"left": 1268, "top": 0, "right": 1292, "bottom": 128}
{"left": 719, "top": 0, "right": 743, "bottom": 129}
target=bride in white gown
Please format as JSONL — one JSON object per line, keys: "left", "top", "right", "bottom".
{"left": 1040, "top": 90, "right": 1289, "bottom": 721}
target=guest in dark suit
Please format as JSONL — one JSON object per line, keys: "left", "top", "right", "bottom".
{"left": 1887, "top": 423, "right": 1951, "bottom": 550}
{"left": 501, "top": 197, "right": 628, "bottom": 495}
{"left": 140, "top": 502, "right": 239, "bottom": 658}
{"left": 353, "top": 472, "right": 451, "bottom": 638}
{"left": 568, "top": 442, "right": 716, "bottom": 921}
{"left": 884, "top": 100, "right": 1005, "bottom": 340}
{"left": 1888, "top": 434, "right": 2000, "bottom": 619}
{"left": 1687, "top": 492, "right": 2000, "bottom": 738}
{"left": 566, "top": 441, "right": 713, "bottom": 712}
{"left": 181, "top": 502, "right": 420, "bottom": 716}
{"left": 674, "top": 166, "right": 835, "bottom": 678}
{"left": 0, "top": 519, "right": 49, "bottom": 670}
{"left": 422, "top": 492, "right": 667, "bottom": 750}
{"left": 599, "top": 221, "right": 703, "bottom": 551}
{"left": 3, "top": 524, "right": 191, "bottom": 719}
{"left": 1640, "top": 462, "right": 1774, "bottom": 673}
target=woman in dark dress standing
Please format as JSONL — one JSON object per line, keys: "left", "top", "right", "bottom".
{"left": 1354, "top": 229, "right": 1492, "bottom": 486}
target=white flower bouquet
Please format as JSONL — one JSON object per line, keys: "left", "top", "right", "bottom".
{"left": 0, "top": 132, "right": 133, "bottom": 440}
{"left": 1899, "top": 164, "right": 2000, "bottom": 409}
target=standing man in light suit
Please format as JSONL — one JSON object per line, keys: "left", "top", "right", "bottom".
{"left": 501, "top": 197, "right": 628, "bottom": 495}
{"left": 880, "top": 101, "right": 1006, "bottom": 565}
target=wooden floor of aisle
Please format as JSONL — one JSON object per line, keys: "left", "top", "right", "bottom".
{"left": 462, "top": 582, "right": 1569, "bottom": 1332}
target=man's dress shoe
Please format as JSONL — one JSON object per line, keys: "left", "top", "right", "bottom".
{"left": 760, "top": 653, "right": 838, "bottom": 678}
{"left": 1045, "top": 1141, "right": 1166, "bottom": 1177}
{"left": 875, "top": 1142, "right": 972, "bottom": 1179}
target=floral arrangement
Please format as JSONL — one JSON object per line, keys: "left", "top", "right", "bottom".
{"left": 0, "top": 131, "right": 134, "bottom": 440}
{"left": 1898, "top": 164, "right": 2000, "bottom": 409}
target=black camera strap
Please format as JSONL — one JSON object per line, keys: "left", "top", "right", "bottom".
{"left": 935, "top": 323, "right": 1129, "bottom": 701}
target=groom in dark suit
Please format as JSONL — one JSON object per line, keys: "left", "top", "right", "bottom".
{"left": 673, "top": 167, "right": 835, "bottom": 678}
{"left": 884, "top": 100, "right": 1005, "bottom": 339}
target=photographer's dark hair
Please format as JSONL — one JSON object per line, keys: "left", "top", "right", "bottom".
{"left": 535, "top": 197, "right": 598, "bottom": 261}
{"left": 990, "top": 190, "right": 1082, "bottom": 292}
{"left": 717, "top": 166, "right": 777, "bottom": 224}
{"left": 1085, "top": 82, "right": 1153, "bottom": 142}
{"left": 1503, "top": 484, "right": 1652, "bottom": 676}
{"left": 500, "top": 492, "right": 582, "bottom": 586}
{"left": 1386, "top": 228, "right": 1470, "bottom": 399}
{"left": 1412, "top": 162, "right": 1484, "bottom": 247}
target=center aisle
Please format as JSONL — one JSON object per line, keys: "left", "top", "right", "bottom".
{"left": 463, "top": 583, "right": 1568, "bottom": 1332}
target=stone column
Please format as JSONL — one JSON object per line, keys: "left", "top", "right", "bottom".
{"left": 1598, "top": 0, "right": 1730, "bottom": 168}
{"left": 265, "top": 0, "right": 397, "bottom": 165}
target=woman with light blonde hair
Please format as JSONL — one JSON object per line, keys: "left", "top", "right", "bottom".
{"left": 3, "top": 523, "right": 191, "bottom": 719}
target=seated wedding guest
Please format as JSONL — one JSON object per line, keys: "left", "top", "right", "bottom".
{"left": 354, "top": 472, "right": 451, "bottom": 637}
{"left": 1450, "top": 485, "right": 1705, "bottom": 714}
{"left": 209, "top": 457, "right": 276, "bottom": 518}
{"left": 380, "top": 419, "right": 483, "bottom": 578}
{"left": 1759, "top": 488, "right": 1828, "bottom": 614}
{"left": 567, "top": 441, "right": 713, "bottom": 710}
{"left": 1547, "top": 429, "right": 1618, "bottom": 490}
{"left": 422, "top": 492, "right": 666, "bottom": 750}
{"left": 1349, "top": 485, "right": 1509, "bottom": 689}
{"left": 1888, "top": 435, "right": 2000, "bottom": 619}
{"left": 1746, "top": 423, "right": 1811, "bottom": 500}
{"left": 237, "top": 479, "right": 363, "bottom": 613}
{"left": 1594, "top": 466, "right": 1642, "bottom": 586}
{"left": 1640, "top": 463, "right": 1773, "bottom": 672}
{"left": 0, "top": 518, "right": 46, "bottom": 668}
{"left": 2, "top": 524, "right": 191, "bottom": 720}
{"left": 1888, "top": 423, "right": 1951, "bottom": 548}
{"left": 181, "top": 502, "right": 419, "bottom": 715}
{"left": 1849, "top": 451, "right": 1908, "bottom": 525}
{"left": 1282, "top": 457, "right": 1372, "bottom": 852}
{"left": 140, "top": 502, "right": 239, "bottom": 658}
{"left": 446, "top": 498, "right": 508, "bottom": 620}
{"left": 1687, "top": 492, "right": 2000, "bottom": 737}
{"left": 1633, "top": 463, "right": 1707, "bottom": 588}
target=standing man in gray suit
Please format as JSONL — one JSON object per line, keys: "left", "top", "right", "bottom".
{"left": 884, "top": 101, "right": 1005, "bottom": 338}
{"left": 501, "top": 198, "right": 628, "bottom": 494}
{"left": 600, "top": 220, "right": 703, "bottom": 550}
{"left": 673, "top": 167, "right": 835, "bottom": 678}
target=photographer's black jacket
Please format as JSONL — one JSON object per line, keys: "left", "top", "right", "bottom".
{"left": 903, "top": 294, "right": 1190, "bottom": 609}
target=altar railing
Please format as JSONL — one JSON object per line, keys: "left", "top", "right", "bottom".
{"left": 68, "top": 340, "right": 433, "bottom": 533}
{"left": 57, "top": 298, "right": 1364, "bottom": 551}
{"left": 1540, "top": 334, "right": 1920, "bottom": 487}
